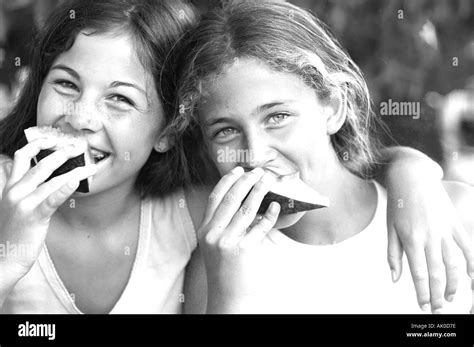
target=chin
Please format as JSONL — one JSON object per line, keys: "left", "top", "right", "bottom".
{"left": 274, "top": 211, "right": 306, "bottom": 229}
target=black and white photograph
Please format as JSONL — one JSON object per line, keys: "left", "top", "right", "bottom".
{"left": 0, "top": 0, "right": 473, "bottom": 345}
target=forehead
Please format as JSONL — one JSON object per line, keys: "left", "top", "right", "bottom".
{"left": 52, "top": 30, "right": 150, "bottom": 87}
{"left": 200, "top": 58, "right": 316, "bottom": 116}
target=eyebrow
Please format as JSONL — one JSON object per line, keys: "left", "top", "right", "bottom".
{"left": 50, "top": 64, "right": 146, "bottom": 95}
{"left": 253, "top": 101, "right": 288, "bottom": 115}
{"left": 204, "top": 101, "right": 293, "bottom": 127}
{"left": 50, "top": 64, "right": 80, "bottom": 80}
{"left": 110, "top": 81, "right": 146, "bottom": 96}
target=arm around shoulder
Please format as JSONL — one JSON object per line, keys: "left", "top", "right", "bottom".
{"left": 443, "top": 181, "right": 474, "bottom": 313}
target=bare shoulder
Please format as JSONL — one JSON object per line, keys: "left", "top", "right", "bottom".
{"left": 443, "top": 181, "right": 474, "bottom": 233}
{"left": 184, "top": 184, "right": 213, "bottom": 230}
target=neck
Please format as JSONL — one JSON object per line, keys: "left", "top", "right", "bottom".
{"left": 56, "top": 179, "right": 141, "bottom": 232}
{"left": 281, "top": 158, "right": 377, "bottom": 245}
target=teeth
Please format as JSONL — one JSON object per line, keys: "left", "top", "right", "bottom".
{"left": 93, "top": 153, "right": 108, "bottom": 162}
{"left": 90, "top": 148, "right": 109, "bottom": 163}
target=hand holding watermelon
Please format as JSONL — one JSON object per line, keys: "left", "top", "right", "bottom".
{"left": 197, "top": 166, "right": 328, "bottom": 312}
{"left": 0, "top": 130, "right": 96, "bottom": 306}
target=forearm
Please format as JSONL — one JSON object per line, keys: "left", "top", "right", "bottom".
{"left": 375, "top": 146, "right": 443, "bottom": 187}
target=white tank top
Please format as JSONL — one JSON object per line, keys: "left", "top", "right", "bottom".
{"left": 236, "top": 181, "right": 472, "bottom": 313}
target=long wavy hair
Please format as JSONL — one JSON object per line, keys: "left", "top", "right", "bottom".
{"left": 169, "top": 0, "right": 384, "bottom": 179}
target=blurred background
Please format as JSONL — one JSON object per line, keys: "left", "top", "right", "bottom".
{"left": 1, "top": 0, "right": 473, "bottom": 183}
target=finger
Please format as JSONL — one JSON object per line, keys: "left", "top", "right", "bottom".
{"left": 387, "top": 226, "right": 403, "bottom": 282}
{"left": 226, "top": 175, "right": 275, "bottom": 240}
{"left": 405, "top": 245, "right": 431, "bottom": 312}
{"left": 34, "top": 165, "right": 97, "bottom": 218}
{"left": 207, "top": 168, "right": 265, "bottom": 232}
{"left": 22, "top": 164, "right": 97, "bottom": 214}
{"left": 452, "top": 224, "right": 474, "bottom": 279}
{"left": 425, "top": 241, "right": 446, "bottom": 313}
{"left": 203, "top": 166, "right": 245, "bottom": 225}
{"left": 241, "top": 202, "right": 280, "bottom": 246}
{"left": 18, "top": 143, "right": 87, "bottom": 194}
{"left": 442, "top": 237, "right": 459, "bottom": 302}
{"left": 8, "top": 137, "right": 58, "bottom": 187}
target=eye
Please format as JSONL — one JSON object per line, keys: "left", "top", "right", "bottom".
{"left": 109, "top": 94, "right": 135, "bottom": 107}
{"left": 214, "top": 127, "right": 239, "bottom": 139}
{"left": 54, "top": 79, "right": 79, "bottom": 92}
{"left": 267, "top": 112, "right": 290, "bottom": 125}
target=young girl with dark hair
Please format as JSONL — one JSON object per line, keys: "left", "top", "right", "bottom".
{"left": 0, "top": 0, "right": 199, "bottom": 313}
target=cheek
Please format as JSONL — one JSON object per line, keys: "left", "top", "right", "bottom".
{"left": 36, "top": 86, "right": 62, "bottom": 126}
{"left": 277, "top": 114, "right": 332, "bottom": 178}
{"left": 288, "top": 113, "right": 330, "bottom": 151}
{"left": 208, "top": 143, "right": 236, "bottom": 176}
{"left": 119, "top": 118, "right": 161, "bottom": 161}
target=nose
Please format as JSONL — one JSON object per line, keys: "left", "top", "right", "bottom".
{"left": 63, "top": 94, "right": 102, "bottom": 134}
{"left": 240, "top": 129, "right": 277, "bottom": 170}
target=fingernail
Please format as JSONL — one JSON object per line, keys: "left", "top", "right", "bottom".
{"left": 433, "top": 308, "right": 442, "bottom": 314}
{"left": 447, "top": 294, "right": 454, "bottom": 302}
{"left": 269, "top": 201, "right": 280, "bottom": 214}
{"left": 391, "top": 269, "right": 397, "bottom": 282}
{"left": 231, "top": 166, "right": 244, "bottom": 174}
{"left": 421, "top": 303, "right": 430, "bottom": 312}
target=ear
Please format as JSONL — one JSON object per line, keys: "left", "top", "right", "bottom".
{"left": 154, "top": 133, "right": 173, "bottom": 153}
{"left": 324, "top": 90, "right": 347, "bottom": 135}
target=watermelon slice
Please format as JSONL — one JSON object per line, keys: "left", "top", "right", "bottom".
{"left": 257, "top": 172, "right": 329, "bottom": 215}
{"left": 24, "top": 126, "right": 93, "bottom": 193}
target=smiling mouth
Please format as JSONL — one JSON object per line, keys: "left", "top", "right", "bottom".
{"left": 90, "top": 149, "right": 111, "bottom": 163}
